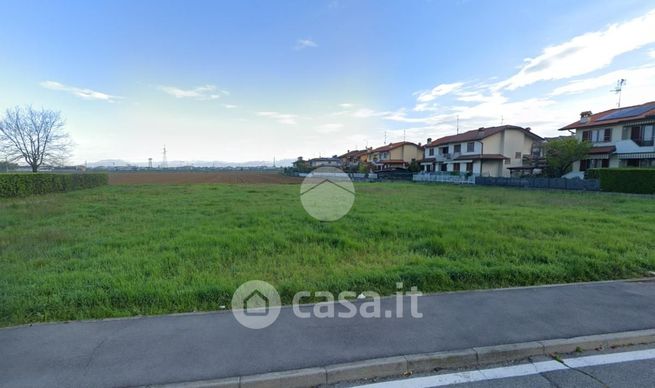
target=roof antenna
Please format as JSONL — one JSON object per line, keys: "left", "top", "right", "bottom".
{"left": 384, "top": 131, "right": 387, "bottom": 144}
{"left": 403, "top": 129, "right": 406, "bottom": 142}
{"left": 500, "top": 115, "right": 504, "bottom": 125}
{"left": 611, "top": 79, "right": 626, "bottom": 108}
{"left": 456, "top": 115, "right": 459, "bottom": 134}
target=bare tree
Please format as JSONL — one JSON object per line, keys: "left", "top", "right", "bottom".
{"left": 0, "top": 106, "right": 72, "bottom": 172}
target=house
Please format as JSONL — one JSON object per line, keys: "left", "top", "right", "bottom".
{"left": 308, "top": 156, "right": 341, "bottom": 168}
{"left": 339, "top": 149, "right": 370, "bottom": 170}
{"left": 367, "top": 141, "right": 423, "bottom": 170}
{"left": 559, "top": 101, "right": 655, "bottom": 172}
{"left": 421, "top": 125, "right": 543, "bottom": 177}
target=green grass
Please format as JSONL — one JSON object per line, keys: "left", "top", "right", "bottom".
{"left": 2, "top": 183, "right": 655, "bottom": 326}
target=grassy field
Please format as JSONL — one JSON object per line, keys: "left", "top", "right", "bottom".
{"left": 2, "top": 182, "right": 655, "bottom": 326}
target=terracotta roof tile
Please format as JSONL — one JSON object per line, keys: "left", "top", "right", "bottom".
{"left": 426, "top": 125, "right": 541, "bottom": 147}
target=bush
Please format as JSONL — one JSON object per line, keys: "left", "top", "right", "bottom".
{"left": 592, "top": 168, "right": 655, "bottom": 194}
{"left": 584, "top": 169, "right": 600, "bottom": 180}
{"left": 0, "top": 173, "right": 108, "bottom": 197}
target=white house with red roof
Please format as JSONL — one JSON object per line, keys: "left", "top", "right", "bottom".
{"left": 421, "top": 125, "right": 543, "bottom": 177}
{"left": 559, "top": 101, "right": 655, "bottom": 172}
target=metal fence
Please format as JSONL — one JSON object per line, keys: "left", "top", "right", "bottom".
{"left": 413, "top": 173, "right": 476, "bottom": 184}
{"left": 475, "top": 176, "right": 600, "bottom": 191}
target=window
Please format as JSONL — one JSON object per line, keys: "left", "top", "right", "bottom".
{"left": 466, "top": 162, "right": 473, "bottom": 172}
{"left": 579, "top": 159, "right": 589, "bottom": 171}
{"left": 467, "top": 142, "right": 475, "bottom": 152}
{"left": 603, "top": 128, "right": 612, "bottom": 142}
{"left": 515, "top": 152, "right": 521, "bottom": 159}
{"left": 622, "top": 126, "right": 654, "bottom": 146}
{"left": 504, "top": 158, "right": 511, "bottom": 164}
{"left": 440, "top": 146, "right": 448, "bottom": 154}
{"left": 582, "top": 130, "right": 591, "bottom": 141}
{"left": 440, "top": 163, "right": 447, "bottom": 172}
{"left": 584, "top": 128, "right": 613, "bottom": 143}
{"left": 453, "top": 163, "right": 460, "bottom": 172}
{"left": 428, "top": 148, "right": 434, "bottom": 156}
{"left": 582, "top": 159, "right": 609, "bottom": 170}
{"left": 454, "top": 144, "right": 461, "bottom": 153}
{"left": 626, "top": 159, "right": 639, "bottom": 167}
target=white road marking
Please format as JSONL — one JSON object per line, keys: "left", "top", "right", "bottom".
{"left": 355, "top": 348, "right": 655, "bottom": 388}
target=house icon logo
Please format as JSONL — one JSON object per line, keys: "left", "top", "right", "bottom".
{"left": 244, "top": 289, "right": 269, "bottom": 316}
{"left": 300, "top": 166, "right": 355, "bottom": 221}
{"left": 232, "top": 280, "right": 281, "bottom": 329}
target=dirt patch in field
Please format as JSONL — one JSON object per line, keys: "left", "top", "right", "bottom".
{"left": 108, "top": 171, "right": 302, "bottom": 185}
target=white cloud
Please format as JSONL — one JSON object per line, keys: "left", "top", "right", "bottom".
{"left": 40, "top": 81, "right": 122, "bottom": 102}
{"left": 223, "top": 104, "right": 238, "bottom": 109}
{"left": 257, "top": 111, "right": 298, "bottom": 125}
{"left": 649, "top": 49, "right": 655, "bottom": 59}
{"left": 339, "top": 103, "right": 353, "bottom": 108}
{"left": 415, "top": 82, "right": 464, "bottom": 103}
{"left": 550, "top": 65, "right": 655, "bottom": 96}
{"left": 158, "top": 85, "right": 228, "bottom": 100}
{"left": 498, "top": 10, "right": 655, "bottom": 90}
{"left": 294, "top": 39, "right": 318, "bottom": 50}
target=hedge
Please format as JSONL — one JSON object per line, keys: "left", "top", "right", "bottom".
{"left": 0, "top": 173, "right": 108, "bottom": 198}
{"left": 588, "top": 168, "right": 655, "bottom": 194}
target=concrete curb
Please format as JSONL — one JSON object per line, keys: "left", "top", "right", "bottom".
{"left": 148, "top": 328, "right": 655, "bottom": 388}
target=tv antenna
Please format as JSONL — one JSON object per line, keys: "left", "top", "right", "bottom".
{"left": 611, "top": 79, "right": 626, "bottom": 108}
{"left": 162, "top": 146, "right": 168, "bottom": 169}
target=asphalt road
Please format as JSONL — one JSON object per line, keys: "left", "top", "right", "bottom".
{"left": 2, "top": 280, "right": 655, "bottom": 387}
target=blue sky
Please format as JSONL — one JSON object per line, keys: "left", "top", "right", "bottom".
{"left": 1, "top": 0, "right": 655, "bottom": 164}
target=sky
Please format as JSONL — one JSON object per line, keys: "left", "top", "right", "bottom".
{"left": 1, "top": 0, "right": 655, "bottom": 165}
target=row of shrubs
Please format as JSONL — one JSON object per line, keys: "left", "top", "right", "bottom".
{"left": 0, "top": 173, "right": 108, "bottom": 198}
{"left": 586, "top": 168, "right": 655, "bottom": 194}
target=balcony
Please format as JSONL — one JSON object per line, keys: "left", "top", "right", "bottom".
{"left": 435, "top": 152, "right": 460, "bottom": 161}
{"left": 632, "top": 138, "right": 654, "bottom": 147}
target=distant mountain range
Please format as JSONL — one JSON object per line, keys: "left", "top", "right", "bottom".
{"left": 85, "top": 159, "right": 296, "bottom": 168}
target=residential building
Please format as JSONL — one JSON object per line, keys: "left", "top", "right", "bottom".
{"left": 559, "top": 101, "right": 655, "bottom": 172}
{"left": 339, "top": 149, "right": 370, "bottom": 170}
{"left": 367, "top": 141, "right": 423, "bottom": 170}
{"left": 308, "top": 156, "right": 341, "bottom": 168}
{"left": 421, "top": 125, "right": 543, "bottom": 177}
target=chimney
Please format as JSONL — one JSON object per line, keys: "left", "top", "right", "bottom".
{"left": 427, "top": 137, "right": 432, "bottom": 144}
{"left": 478, "top": 127, "right": 485, "bottom": 131}
{"left": 525, "top": 127, "right": 531, "bottom": 132}
{"left": 580, "top": 111, "right": 592, "bottom": 123}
